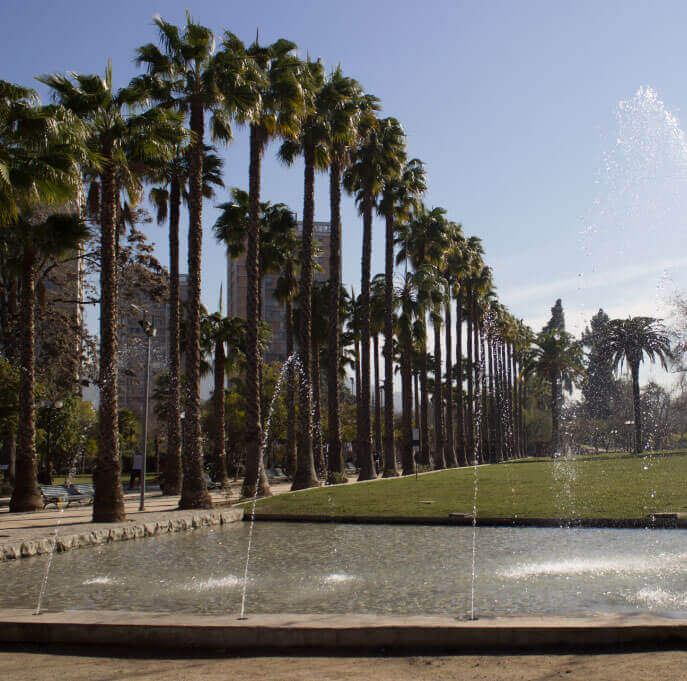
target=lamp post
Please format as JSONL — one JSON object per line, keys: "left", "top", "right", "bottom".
{"left": 132, "top": 304, "right": 156, "bottom": 511}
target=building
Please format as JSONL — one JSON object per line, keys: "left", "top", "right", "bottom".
{"left": 118, "top": 274, "right": 189, "bottom": 432}
{"left": 226, "top": 221, "right": 332, "bottom": 364}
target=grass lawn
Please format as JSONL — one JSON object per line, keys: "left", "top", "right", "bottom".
{"left": 247, "top": 451, "right": 687, "bottom": 519}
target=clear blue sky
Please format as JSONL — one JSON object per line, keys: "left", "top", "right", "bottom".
{"left": 4, "top": 0, "right": 687, "bottom": 382}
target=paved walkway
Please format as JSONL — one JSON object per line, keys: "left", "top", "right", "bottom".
{"left": 0, "top": 476, "right": 320, "bottom": 559}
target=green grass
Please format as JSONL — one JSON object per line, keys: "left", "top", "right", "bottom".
{"left": 248, "top": 451, "right": 687, "bottom": 519}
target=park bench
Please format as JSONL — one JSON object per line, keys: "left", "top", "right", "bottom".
{"left": 40, "top": 485, "right": 69, "bottom": 508}
{"left": 67, "top": 483, "right": 94, "bottom": 505}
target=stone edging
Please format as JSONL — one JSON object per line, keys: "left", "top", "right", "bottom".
{"left": 0, "top": 508, "right": 244, "bottom": 561}
{"left": 247, "top": 512, "right": 687, "bottom": 529}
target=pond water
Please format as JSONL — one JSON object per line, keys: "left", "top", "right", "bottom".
{"left": 2, "top": 523, "right": 687, "bottom": 617}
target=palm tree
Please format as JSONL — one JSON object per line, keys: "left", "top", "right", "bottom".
{"left": 396, "top": 204, "right": 448, "bottom": 467}
{"left": 200, "top": 307, "right": 245, "bottom": 487}
{"left": 150, "top": 146, "right": 224, "bottom": 495}
{"left": 378, "top": 158, "right": 426, "bottom": 476}
{"left": 279, "top": 58, "right": 329, "bottom": 491}
{"left": 320, "top": 68, "right": 377, "bottom": 479}
{"left": 7, "top": 212, "right": 89, "bottom": 513}
{"left": 534, "top": 328, "right": 583, "bottom": 455}
{"left": 605, "top": 317, "right": 671, "bottom": 454}
{"left": 136, "top": 14, "right": 238, "bottom": 509}
{"left": 0, "top": 81, "right": 86, "bottom": 223}
{"left": 369, "top": 274, "right": 387, "bottom": 469}
{"left": 441, "top": 222, "right": 467, "bottom": 467}
{"left": 344, "top": 117, "right": 405, "bottom": 480}
{"left": 41, "top": 63, "right": 185, "bottom": 521}
{"left": 240, "top": 36, "right": 303, "bottom": 498}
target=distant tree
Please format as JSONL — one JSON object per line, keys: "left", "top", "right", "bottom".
{"left": 581, "top": 309, "right": 616, "bottom": 421}
{"left": 544, "top": 298, "right": 565, "bottom": 334}
{"left": 606, "top": 316, "right": 671, "bottom": 453}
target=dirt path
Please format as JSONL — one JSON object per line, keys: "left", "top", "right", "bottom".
{"left": 3, "top": 646, "right": 687, "bottom": 681}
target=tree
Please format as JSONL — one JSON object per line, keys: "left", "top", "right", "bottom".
{"left": 605, "top": 316, "right": 671, "bottom": 454}
{"left": 240, "top": 36, "right": 303, "bottom": 498}
{"left": 319, "top": 68, "right": 377, "bottom": 479}
{"left": 7, "top": 211, "right": 89, "bottom": 512}
{"left": 42, "top": 62, "right": 184, "bottom": 521}
{"left": 136, "top": 13, "right": 242, "bottom": 509}
{"left": 378, "top": 158, "right": 425, "bottom": 476}
{"left": 581, "top": 309, "right": 616, "bottom": 421}
{"left": 344, "top": 116, "right": 405, "bottom": 480}
{"left": 0, "top": 81, "right": 85, "bottom": 223}
{"left": 200, "top": 309, "right": 245, "bottom": 486}
{"left": 149, "top": 146, "right": 224, "bottom": 495}
{"left": 533, "top": 327, "right": 583, "bottom": 455}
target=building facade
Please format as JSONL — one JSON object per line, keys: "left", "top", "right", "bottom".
{"left": 226, "top": 221, "right": 332, "bottom": 365}
{"left": 118, "top": 274, "right": 189, "bottom": 432}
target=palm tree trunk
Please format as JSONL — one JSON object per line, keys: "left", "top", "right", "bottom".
{"left": 487, "top": 331, "right": 497, "bottom": 462}
{"left": 472, "top": 296, "right": 482, "bottom": 463}
{"left": 4, "top": 277, "right": 18, "bottom": 483}
{"left": 510, "top": 345, "right": 519, "bottom": 459}
{"left": 455, "top": 290, "right": 466, "bottom": 466}
{"left": 9, "top": 251, "right": 41, "bottom": 512}
{"left": 382, "top": 213, "right": 397, "bottom": 477}
{"left": 285, "top": 288, "right": 297, "bottom": 477}
{"left": 480, "top": 323, "right": 489, "bottom": 462}
{"left": 357, "top": 196, "right": 375, "bottom": 481}
{"left": 354, "top": 327, "right": 361, "bottom": 467}
{"left": 414, "top": 367, "right": 420, "bottom": 451}
{"left": 180, "top": 99, "right": 212, "bottom": 509}
{"left": 420, "top": 343, "right": 430, "bottom": 467}
{"left": 164, "top": 172, "right": 182, "bottom": 495}
{"left": 444, "top": 296, "right": 456, "bottom": 467}
{"left": 433, "top": 318, "right": 445, "bottom": 468}
{"left": 311, "top": 335, "right": 325, "bottom": 477}
{"left": 466, "top": 285, "right": 474, "bottom": 462}
{"left": 631, "top": 363, "right": 642, "bottom": 454}
{"left": 373, "top": 333, "right": 382, "bottom": 468}
{"left": 550, "top": 367, "right": 560, "bottom": 456}
{"left": 93, "top": 154, "right": 125, "bottom": 522}
{"left": 327, "top": 159, "right": 344, "bottom": 476}
{"left": 293, "top": 143, "right": 318, "bottom": 490}
{"left": 213, "top": 339, "right": 229, "bottom": 486}
{"left": 242, "top": 124, "right": 271, "bottom": 499}
{"left": 401, "top": 339, "right": 414, "bottom": 475}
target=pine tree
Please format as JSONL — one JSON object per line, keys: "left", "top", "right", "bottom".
{"left": 581, "top": 309, "right": 616, "bottom": 420}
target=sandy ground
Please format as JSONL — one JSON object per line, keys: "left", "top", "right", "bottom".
{"left": 3, "top": 646, "right": 687, "bottom": 681}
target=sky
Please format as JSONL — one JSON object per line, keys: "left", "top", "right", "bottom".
{"left": 4, "top": 0, "right": 687, "bottom": 387}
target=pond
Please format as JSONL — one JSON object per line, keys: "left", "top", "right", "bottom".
{"left": 2, "top": 523, "right": 686, "bottom": 617}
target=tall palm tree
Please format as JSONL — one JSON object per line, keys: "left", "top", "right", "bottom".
{"left": 344, "top": 117, "right": 405, "bottom": 480}
{"left": 150, "top": 146, "right": 223, "bottom": 495}
{"left": 378, "top": 158, "right": 426, "bottom": 476}
{"left": 534, "top": 328, "right": 583, "bottom": 455}
{"left": 7, "top": 212, "right": 89, "bottom": 513}
{"left": 605, "top": 317, "right": 671, "bottom": 453}
{"left": 396, "top": 204, "right": 448, "bottom": 467}
{"left": 279, "top": 58, "right": 329, "bottom": 491}
{"left": 240, "top": 36, "right": 303, "bottom": 498}
{"left": 441, "top": 222, "right": 467, "bottom": 467}
{"left": 41, "top": 63, "right": 184, "bottom": 521}
{"left": 136, "top": 14, "right": 239, "bottom": 509}
{"left": 319, "top": 68, "right": 377, "bottom": 479}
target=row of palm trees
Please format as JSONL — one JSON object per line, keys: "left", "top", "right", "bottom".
{"left": 4, "top": 12, "right": 670, "bottom": 518}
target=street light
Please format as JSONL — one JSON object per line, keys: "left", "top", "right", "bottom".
{"left": 131, "top": 304, "right": 156, "bottom": 511}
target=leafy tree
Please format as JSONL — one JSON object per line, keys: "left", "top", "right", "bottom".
{"left": 581, "top": 309, "right": 616, "bottom": 421}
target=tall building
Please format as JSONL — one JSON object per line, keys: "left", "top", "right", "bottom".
{"left": 118, "top": 274, "right": 189, "bottom": 432}
{"left": 226, "top": 221, "right": 332, "bottom": 364}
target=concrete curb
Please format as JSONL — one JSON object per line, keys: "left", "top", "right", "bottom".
{"left": 2, "top": 610, "right": 687, "bottom": 651}
{"left": 0, "top": 508, "right": 243, "bottom": 561}
{"left": 247, "top": 512, "right": 687, "bottom": 529}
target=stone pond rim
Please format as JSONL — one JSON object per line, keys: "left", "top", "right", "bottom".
{"left": 3, "top": 610, "right": 687, "bottom": 651}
